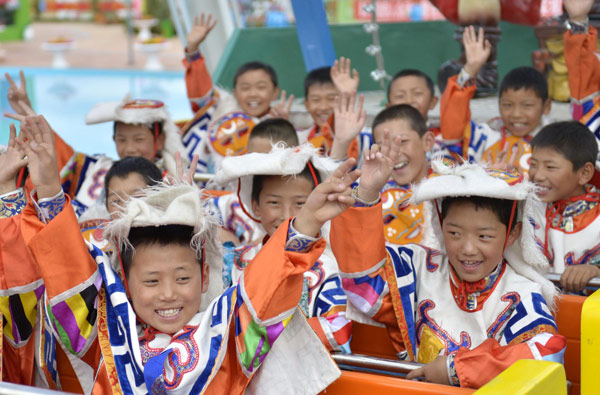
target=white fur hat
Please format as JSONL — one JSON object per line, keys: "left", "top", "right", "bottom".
{"left": 210, "top": 143, "right": 338, "bottom": 221}
{"left": 412, "top": 159, "right": 558, "bottom": 308}
{"left": 85, "top": 97, "right": 188, "bottom": 175}
{"left": 102, "top": 183, "right": 223, "bottom": 312}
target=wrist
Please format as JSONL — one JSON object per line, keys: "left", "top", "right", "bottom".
{"left": 293, "top": 213, "right": 322, "bottom": 238}
{"left": 357, "top": 185, "right": 380, "bottom": 203}
{"left": 462, "top": 63, "right": 481, "bottom": 78}
{"left": 37, "top": 183, "right": 62, "bottom": 200}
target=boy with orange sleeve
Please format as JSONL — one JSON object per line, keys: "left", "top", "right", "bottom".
{"left": 564, "top": 0, "right": 600, "bottom": 146}
{"left": 17, "top": 116, "right": 356, "bottom": 393}
{"left": 330, "top": 134, "right": 565, "bottom": 388}
{"left": 440, "top": 27, "right": 552, "bottom": 174}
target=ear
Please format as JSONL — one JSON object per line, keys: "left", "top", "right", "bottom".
{"left": 577, "top": 162, "right": 595, "bottom": 186}
{"left": 385, "top": 102, "right": 390, "bottom": 108}
{"left": 506, "top": 221, "right": 522, "bottom": 247}
{"left": 428, "top": 95, "right": 439, "bottom": 110}
{"left": 251, "top": 199, "right": 262, "bottom": 221}
{"left": 272, "top": 86, "right": 281, "bottom": 101}
{"left": 201, "top": 263, "right": 210, "bottom": 293}
{"left": 542, "top": 98, "right": 552, "bottom": 115}
{"left": 422, "top": 131, "right": 436, "bottom": 152}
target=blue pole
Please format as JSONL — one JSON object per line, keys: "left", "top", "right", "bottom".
{"left": 290, "top": 0, "right": 336, "bottom": 72}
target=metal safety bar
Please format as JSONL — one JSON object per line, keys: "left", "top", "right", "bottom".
{"left": 332, "top": 353, "right": 424, "bottom": 375}
{"left": 547, "top": 273, "right": 600, "bottom": 288}
{"left": 0, "top": 382, "right": 73, "bottom": 395}
{"left": 192, "top": 173, "right": 215, "bottom": 183}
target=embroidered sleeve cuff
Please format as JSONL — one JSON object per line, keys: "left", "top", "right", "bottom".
{"left": 285, "top": 218, "right": 320, "bottom": 252}
{"left": 456, "top": 68, "right": 474, "bottom": 88}
{"left": 566, "top": 18, "right": 589, "bottom": 34}
{"left": 0, "top": 188, "right": 26, "bottom": 218}
{"left": 184, "top": 48, "right": 202, "bottom": 63}
{"left": 352, "top": 186, "right": 381, "bottom": 207}
{"left": 33, "top": 189, "right": 66, "bottom": 223}
{"left": 446, "top": 353, "right": 460, "bottom": 386}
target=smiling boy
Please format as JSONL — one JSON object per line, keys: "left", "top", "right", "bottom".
{"left": 331, "top": 135, "right": 565, "bottom": 388}
{"left": 441, "top": 26, "right": 551, "bottom": 174}
{"left": 528, "top": 121, "right": 600, "bottom": 293}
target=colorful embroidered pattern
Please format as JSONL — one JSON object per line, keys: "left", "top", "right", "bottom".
{"left": 285, "top": 221, "right": 319, "bottom": 252}
{"left": 446, "top": 353, "right": 460, "bottom": 386}
{"left": 0, "top": 280, "right": 45, "bottom": 346}
{"left": 37, "top": 191, "right": 67, "bottom": 223}
{"left": 0, "top": 189, "right": 26, "bottom": 218}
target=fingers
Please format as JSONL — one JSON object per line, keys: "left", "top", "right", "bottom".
{"left": 5, "top": 72, "right": 16, "bottom": 88}
{"left": 330, "top": 157, "right": 358, "bottom": 181}
{"left": 4, "top": 112, "right": 25, "bottom": 122}
{"left": 8, "top": 123, "right": 17, "bottom": 148}
{"left": 19, "top": 100, "right": 36, "bottom": 116}
{"left": 406, "top": 367, "right": 424, "bottom": 380}
{"left": 175, "top": 151, "right": 184, "bottom": 180}
{"left": 285, "top": 93, "right": 294, "bottom": 112}
{"left": 186, "top": 154, "right": 200, "bottom": 182}
{"left": 19, "top": 70, "right": 26, "bottom": 88}
{"left": 380, "top": 129, "right": 391, "bottom": 158}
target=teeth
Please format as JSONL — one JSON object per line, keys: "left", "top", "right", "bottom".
{"left": 248, "top": 101, "right": 260, "bottom": 108}
{"left": 394, "top": 162, "right": 408, "bottom": 170}
{"left": 156, "top": 308, "right": 181, "bottom": 317}
{"left": 461, "top": 261, "right": 482, "bottom": 266}
{"left": 512, "top": 123, "right": 526, "bottom": 128}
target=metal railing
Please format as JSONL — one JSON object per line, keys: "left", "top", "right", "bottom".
{"left": 192, "top": 173, "right": 215, "bottom": 183}
{"left": 547, "top": 273, "right": 600, "bottom": 288}
{"left": 332, "top": 353, "right": 423, "bottom": 375}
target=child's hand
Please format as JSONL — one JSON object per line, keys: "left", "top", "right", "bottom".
{"left": 5, "top": 71, "right": 33, "bottom": 117}
{"left": 564, "top": 0, "right": 594, "bottom": 23}
{"left": 560, "top": 264, "right": 600, "bottom": 293}
{"left": 171, "top": 151, "right": 199, "bottom": 185}
{"left": 462, "top": 26, "right": 491, "bottom": 78}
{"left": 488, "top": 144, "right": 518, "bottom": 173}
{"left": 0, "top": 124, "right": 28, "bottom": 195}
{"left": 294, "top": 158, "right": 360, "bottom": 237}
{"left": 4, "top": 99, "right": 38, "bottom": 122}
{"left": 19, "top": 116, "right": 61, "bottom": 199}
{"left": 330, "top": 92, "right": 366, "bottom": 160}
{"left": 331, "top": 57, "right": 360, "bottom": 95}
{"left": 406, "top": 355, "right": 450, "bottom": 385}
{"left": 269, "top": 90, "right": 295, "bottom": 120}
{"left": 357, "top": 130, "right": 401, "bottom": 202}
{"left": 186, "top": 13, "right": 217, "bottom": 53}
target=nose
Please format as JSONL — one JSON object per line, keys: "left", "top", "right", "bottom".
{"left": 121, "top": 141, "right": 138, "bottom": 158}
{"left": 460, "top": 237, "right": 477, "bottom": 256}
{"left": 281, "top": 203, "right": 294, "bottom": 221}
{"left": 159, "top": 281, "right": 176, "bottom": 301}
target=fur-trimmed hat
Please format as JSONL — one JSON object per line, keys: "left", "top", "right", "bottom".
{"left": 210, "top": 143, "right": 338, "bottom": 222}
{"left": 86, "top": 98, "right": 188, "bottom": 176}
{"left": 412, "top": 159, "right": 557, "bottom": 308}
{"left": 102, "top": 183, "right": 223, "bottom": 312}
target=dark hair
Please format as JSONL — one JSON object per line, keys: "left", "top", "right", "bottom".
{"left": 251, "top": 163, "right": 321, "bottom": 203}
{"left": 233, "top": 61, "right": 278, "bottom": 87}
{"left": 112, "top": 121, "right": 163, "bottom": 138}
{"left": 304, "top": 66, "right": 334, "bottom": 97}
{"left": 120, "top": 225, "right": 201, "bottom": 278}
{"left": 531, "top": 121, "right": 597, "bottom": 170}
{"left": 499, "top": 67, "right": 548, "bottom": 102}
{"left": 249, "top": 118, "right": 299, "bottom": 147}
{"left": 371, "top": 104, "right": 428, "bottom": 139}
{"left": 441, "top": 196, "right": 518, "bottom": 230}
{"left": 387, "top": 69, "right": 435, "bottom": 100}
{"left": 104, "top": 156, "right": 163, "bottom": 200}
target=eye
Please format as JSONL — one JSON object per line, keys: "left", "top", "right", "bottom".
{"left": 144, "top": 280, "right": 158, "bottom": 286}
{"left": 447, "top": 230, "right": 459, "bottom": 237}
{"left": 177, "top": 277, "right": 190, "bottom": 283}
{"left": 267, "top": 200, "right": 280, "bottom": 206}
{"left": 296, "top": 201, "right": 306, "bottom": 207}
{"left": 479, "top": 235, "right": 493, "bottom": 240}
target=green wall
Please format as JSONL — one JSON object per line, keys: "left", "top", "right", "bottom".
{"left": 214, "top": 20, "right": 540, "bottom": 97}
{"left": 0, "top": 0, "right": 31, "bottom": 41}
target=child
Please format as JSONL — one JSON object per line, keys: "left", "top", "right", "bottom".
{"left": 528, "top": 121, "right": 600, "bottom": 293}
{"left": 213, "top": 144, "right": 353, "bottom": 353}
{"left": 17, "top": 117, "right": 358, "bottom": 393}
{"left": 387, "top": 69, "right": 439, "bottom": 131}
{"left": 332, "top": 134, "right": 565, "bottom": 388}
{"left": 368, "top": 104, "right": 437, "bottom": 246}
{"left": 441, "top": 26, "right": 552, "bottom": 174}
{"left": 181, "top": 14, "right": 293, "bottom": 174}
{"left": 208, "top": 117, "right": 300, "bottom": 245}
{"left": 563, "top": 0, "right": 600, "bottom": 154}
{"left": 298, "top": 58, "right": 361, "bottom": 160}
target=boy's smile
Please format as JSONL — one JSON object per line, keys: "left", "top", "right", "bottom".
{"left": 529, "top": 147, "right": 588, "bottom": 203}
{"left": 128, "top": 243, "right": 208, "bottom": 334}
{"left": 234, "top": 70, "right": 279, "bottom": 118}
{"left": 499, "top": 88, "right": 551, "bottom": 138}
{"left": 373, "top": 119, "right": 434, "bottom": 186}
{"left": 113, "top": 122, "right": 164, "bottom": 161}
{"left": 304, "top": 83, "right": 339, "bottom": 126}
{"left": 442, "top": 201, "right": 520, "bottom": 283}
{"left": 387, "top": 76, "right": 437, "bottom": 121}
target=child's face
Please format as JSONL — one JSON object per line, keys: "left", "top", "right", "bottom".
{"left": 233, "top": 70, "right": 280, "bottom": 118}
{"left": 387, "top": 76, "right": 437, "bottom": 121}
{"left": 106, "top": 173, "right": 148, "bottom": 220}
{"left": 304, "top": 83, "right": 339, "bottom": 126}
{"left": 252, "top": 175, "right": 313, "bottom": 236}
{"left": 247, "top": 136, "right": 273, "bottom": 154}
{"left": 128, "top": 243, "right": 208, "bottom": 334}
{"left": 498, "top": 88, "right": 551, "bottom": 137}
{"left": 113, "top": 123, "right": 164, "bottom": 161}
{"left": 442, "top": 201, "right": 520, "bottom": 283}
{"left": 529, "top": 147, "right": 588, "bottom": 203}
{"left": 373, "top": 119, "right": 434, "bottom": 186}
